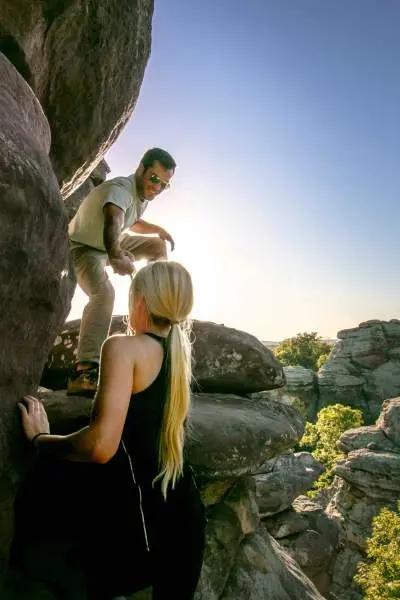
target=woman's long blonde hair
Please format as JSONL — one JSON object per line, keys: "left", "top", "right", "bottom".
{"left": 129, "top": 261, "right": 193, "bottom": 499}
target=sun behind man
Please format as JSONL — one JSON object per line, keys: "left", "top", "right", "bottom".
{"left": 67, "top": 147, "right": 176, "bottom": 397}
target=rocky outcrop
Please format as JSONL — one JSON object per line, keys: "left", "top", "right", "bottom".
{"left": 5, "top": 390, "right": 325, "bottom": 599}
{"left": 318, "top": 320, "right": 400, "bottom": 422}
{"left": 263, "top": 496, "right": 339, "bottom": 597}
{"left": 64, "top": 160, "right": 110, "bottom": 221}
{"left": 0, "top": 1, "right": 153, "bottom": 195}
{"left": 254, "top": 453, "right": 324, "bottom": 517}
{"left": 253, "top": 365, "right": 317, "bottom": 419}
{"left": 40, "top": 317, "right": 285, "bottom": 394}
{"left": 326, "top": 397, "right": 400, "bottom": 600}
{"left": 0, "top": 54, "right": 72, "bottom": 589}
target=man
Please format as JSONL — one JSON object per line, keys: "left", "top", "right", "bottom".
{"left": 67, "top": 147, "right": 176, "bottom": 396}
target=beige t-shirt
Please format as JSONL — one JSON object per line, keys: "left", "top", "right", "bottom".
{"left": 68, "top": 175, "right": 148, "bottom": 252}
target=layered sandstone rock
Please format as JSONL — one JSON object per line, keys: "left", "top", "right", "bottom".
{"left": 0, "top": 0, "right": 153, "bottom": 195}
{"left": 326, "top": 398, "right": 400, "bottom": 599}
{"left": 41, "top": 317, "right": 285, "bottom": 394}
{"left": 0, "top": 53, "right": 72, "bottom": 588}
{"left": 318, "top": 320, "right": 400, "bottom": 422}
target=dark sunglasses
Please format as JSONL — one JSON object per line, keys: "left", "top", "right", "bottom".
{"left": 149, "top": 173, "right": 170, "bottom": 190}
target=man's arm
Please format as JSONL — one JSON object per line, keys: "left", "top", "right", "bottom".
{"left": 130, "top": 218, "right": 162, "bottom": 235}
{"left": 103, "top": 203, "right": 135, "bottom": 275}
{"left": 103, "top": 203, "right": 124, "bottom": 257}
{"left": 130, "top": 219, "right": 175, "bottom": 251}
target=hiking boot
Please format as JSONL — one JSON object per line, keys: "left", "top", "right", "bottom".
{"left": 67, "top": 364, "right": 99, "bottom": 397}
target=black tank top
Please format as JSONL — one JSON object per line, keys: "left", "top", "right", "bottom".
{"left": 119, "top": 332, "right": 169, "bottom": 485}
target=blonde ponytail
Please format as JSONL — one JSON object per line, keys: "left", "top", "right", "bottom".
{"left": 155, "top": 321, "right": 192, "bottom": 498}
{"left": 129, "top": 261, "right": 194, "bottom": 499}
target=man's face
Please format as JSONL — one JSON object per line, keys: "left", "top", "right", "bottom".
{"left": 138, "top": 160, "right": 174, "bottom": 201}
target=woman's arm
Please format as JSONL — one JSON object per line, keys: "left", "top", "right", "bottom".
{"left": 19, "top": 336, "right": 135, "bottom": 463}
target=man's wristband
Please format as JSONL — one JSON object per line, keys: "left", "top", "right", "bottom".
{"left": 31, "top": 432, "right": 49, "bottom": 447}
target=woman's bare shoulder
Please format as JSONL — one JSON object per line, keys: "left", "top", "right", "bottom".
{"left": 101, "top": 334, "right": 143, "bottom": 358}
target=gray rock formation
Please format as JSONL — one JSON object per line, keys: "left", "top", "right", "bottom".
{"left": 326, "top": 397, "right": 400, "bottom": 599}
{"left": 318, "top": 319, "right": 400, "bottom": 422}
{"left": 40, "top": 316, "right": 285, "bottom": 394}
{"left": 253, "top": 365, "right": 318, "bottom": 419}
{"left": 254, "top": 453, "right": 324, "bottom": 517}
{"left": 0, "top": 1, "right": 153, "bottom": 195}
{"left": 264, "top": 496, "right": 339, "bottom": 597}
{"left": 64, "top": 160, "right": 110, "bottom": 221}
{"left": 0, "top": 54, "right": 72, "bottom": 588}
{"left": 5, "top": 390, "right": 325, "bottom": 599}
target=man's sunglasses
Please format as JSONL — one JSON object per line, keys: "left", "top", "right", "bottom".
{"left": 149, "top": 173, "right": 170, "bottom": 190}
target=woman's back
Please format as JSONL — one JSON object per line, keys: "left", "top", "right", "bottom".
{"left": 118, "top": 331, "right": 169, "bottom": 484}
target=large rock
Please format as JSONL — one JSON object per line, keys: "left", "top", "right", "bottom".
{"left": 253, "top": 366, "right": 318, "bottom": 420}
{"left": 317, "top": 359, "right": 366, "bottom": 414}
{"left": 326, "top": 398, "right": 400, "bottom": 599}
{"left": 0, "top": 54, "right": 72, "bottom": 590}
{"left": 253, "top": 453, "right": 324, "bottom": 517}
{"left": 31, "top": 389, "right": 304, "bottom": 488}
{"left": 0, "top": 1, "right": 153, "bottom": 194}
{"left": 317, "top": 320, "right": 400, "bottom": 422}
{"left": 263, "top": 495, "right": 339, "bottom": 596}
{"left": 40, "top": 317, "right": 285, "bottom": 394}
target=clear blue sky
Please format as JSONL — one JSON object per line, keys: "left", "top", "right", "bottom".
{"left": 69, "top": 0, "right": 400, "bottom": 341}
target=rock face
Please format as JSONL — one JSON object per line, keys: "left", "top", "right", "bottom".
{"left": 253, "top": 365, "right": 318, "bottom": 420}
{"left": 5, "top": 390, "right": 325, "bottom": 599}
{"left": 326, "top": 397, "right": 400, "bottom": 600}
{"left": 0, "top": 54, "right": 72, "bottom": 589}
{"left": 64, "top": 160, "right": 110, "bottom": 221}
{"left": 263, "top": 496, "right": 339, "bottom": 597}
{"left": 40, "top": 317, "right": 285, "bottom": 394}
{"left": 254, "top": 453, "right": 324, "bottom": 517}
{"left": 0, "top": 1, "right": 153, "bottom": 194}
{"left": 318, "top": 320, "right": 400, "bottom": 422}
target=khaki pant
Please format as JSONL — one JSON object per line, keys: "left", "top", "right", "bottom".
{"left": 70, "top": 233, "right": 167, "bottom": 364}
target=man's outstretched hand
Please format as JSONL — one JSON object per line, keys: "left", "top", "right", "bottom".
{"left": 109, "top": 251, "right": 136, "bottom": 276}
{"left": 158, "top": 228, "right": 175, "bottom": 251}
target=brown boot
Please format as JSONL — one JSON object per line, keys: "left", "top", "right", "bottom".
{"left": 67, "top": 364, "right": 99, "bottom": 397}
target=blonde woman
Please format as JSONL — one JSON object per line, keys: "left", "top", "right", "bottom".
{"left": 18, "top": 261, "right": 206, "bottom": 600}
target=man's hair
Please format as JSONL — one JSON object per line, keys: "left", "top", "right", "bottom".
{"left": 141, "top": 148, "right": 176, "bottom": 172}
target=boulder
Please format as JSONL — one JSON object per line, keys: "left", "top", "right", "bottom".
{"left": 33, "top": 389, "right": 304, "bottom": 486}
{"left": 0, "top": 1, "right": 153, "bottom": 194}
{"left": 252, "top": 366, "right": 317, "bottom": 420}
{"left": 253, "top": 453, "right": 324, "bottom": 517}
{"left": 195, "top": 479, "right": 325, "bottom": 600}
{"left": 326, "top": 398, "right": 400, "bottom": 599}
{"left": 40, "top": 317, "right": 285, "bottom": 394}
{"left": 338, "top": 425, "right": 400, "bottom": 454}
{"left": 0, "top": 53, "right": 72, "bottom": 589}
{"left": 334, "top": 321, "right": 388, "bottom": 366}
{"left": 378, "top": 396, "right": 400, "bottom": 445}
{"left": 317, "top": 320, "right": 400, "bottom": 422}
{"left": 262, "top": 496, "right": 339, "bottom": 596}
{"left": 317, "top": 359, "right": 366, "bottom": 415}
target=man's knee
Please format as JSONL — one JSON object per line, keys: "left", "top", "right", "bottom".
{"left": 151, "top": 238, "right": 167, "bottom": 260}
{"left": 96, "top": 279, "right": 115, "bottom": 305}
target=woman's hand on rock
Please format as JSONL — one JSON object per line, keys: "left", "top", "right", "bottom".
{"left": 18, "top": 395, "right": 50, "bottom": 442}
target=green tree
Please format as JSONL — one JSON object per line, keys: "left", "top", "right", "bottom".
{"left": 355, "top": 502, "right": 400, "bottom": 599}
{"left": 299, "top": 404, "right": 364, "bottom": 494}
{"left": 273, "top": 332, "right": 333, "bottom": 372}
